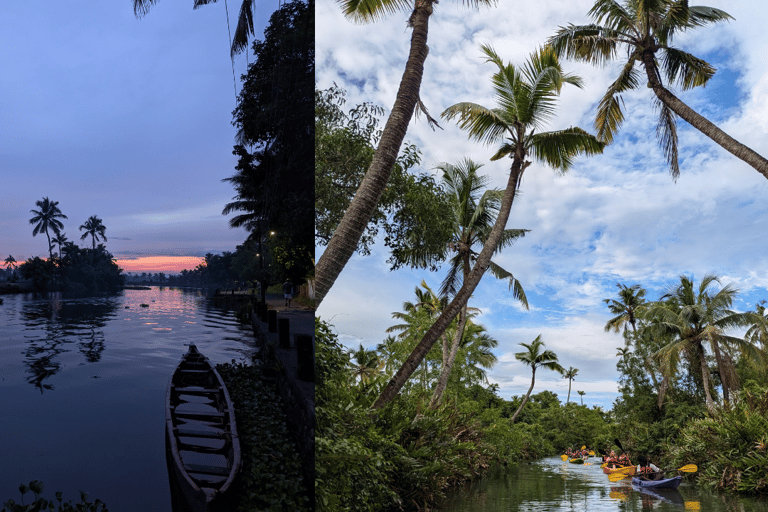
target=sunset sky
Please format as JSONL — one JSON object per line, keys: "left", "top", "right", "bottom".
{"left": 317, "top": 0, "right": 768, "bottom": 409}
{"left": 1, "top": 2, "right": 276, "bottom": 273}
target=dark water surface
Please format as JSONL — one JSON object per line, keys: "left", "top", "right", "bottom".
{"left": 440, "top": 456, "right": 768, "bottom": 511}
{"left": 0, "top": 287, "right": 255, "bottom": 511}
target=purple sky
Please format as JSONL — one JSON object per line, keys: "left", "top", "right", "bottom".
{"left": 2, "top": 1, "right": 275, "bottom": 270}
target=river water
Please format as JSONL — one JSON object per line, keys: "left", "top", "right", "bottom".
{"left": 440, "top": 456, "right": 768, "bottom": 511}
{"left": 0, "top": 287, "right": 255, "bottom": 511}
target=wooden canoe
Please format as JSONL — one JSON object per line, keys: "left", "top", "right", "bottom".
{"left": 166, "top": 344, "right": 241, "bottom": 512}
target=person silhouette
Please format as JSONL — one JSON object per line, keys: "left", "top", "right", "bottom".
{"left": 282, "top": 278, "right": 294, "bottom": 307}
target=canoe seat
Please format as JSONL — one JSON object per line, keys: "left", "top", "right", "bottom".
{"left": 174, "top": 386, "right": 219, "bottom": 396}
{"left": 174, "top": 427, "right": 226, "bottom": 439}
{"left": 177, "top": 439, "right": 228, "bottom": 453}
{"left": 173, "top": 410, "right": 225, "bottom": 421}
{"left": 178, "top": 369, "right": 211, "bottom": 374}
{"left": 184, "top": 463, "right": 231, "bottom": 477}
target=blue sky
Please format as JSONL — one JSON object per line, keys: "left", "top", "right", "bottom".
{"left": 316, "top": 0, "right": 768, "bottom": 410}
{"left": 1, "top": 1, "right": 277, "bottom": 270}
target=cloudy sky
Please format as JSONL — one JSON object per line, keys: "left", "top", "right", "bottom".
{"left": 1, "top": 1, "right": 276, "bottom": 272}
{"left": 316, "top": 0, "right": 768, "bottom": 409}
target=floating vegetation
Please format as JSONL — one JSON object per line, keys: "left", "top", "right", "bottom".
{"left": 1, "top": 480, "right": 107, "bottom": 512}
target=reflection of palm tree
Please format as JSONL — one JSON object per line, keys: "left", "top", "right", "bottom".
{"left": 563, "top": 366, "right": 578, "bottom": 404}
{"left": 549, "top": 0, "right": 768, "bottom": 178}
{"left": 510, "top": 335, "right": 565, "bottom": 423}
{"left": 373, "top": 45, "right": 604, "bottom": 409}
{"left": 79, "top": 216, "right": 107, "bottom": 250}
{"left": 29, "top": 197, "right": 68, "bottom": 262}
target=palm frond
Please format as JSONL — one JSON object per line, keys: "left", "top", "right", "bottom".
{"left": 548, "top": 24, "right": 621, "bottom": 65}
{"left": 587, "top": 0, "right": 637, "bottom": 36}
{"left": 133, "top": 0, "right": 158, "bottom": 17}
{"left": 337, "top": 0, "right": 414, "bottom": 23}
{"left": 654, "top": 97, "right": 680, "bottom": 180}
{"left": 595, "top": 57, "right": 641, "bottom": 142}
{"left": 528, "top": 127, "right": 605, "bottom": 171}
{"left": 487, "top": 260, "right": 529, "bottom": 309}
{"left": 661, "top": 47, "right": 715, "bottom": 90}
{"left": 441, "top": 103, "right": 510, "bottom": 146}
{"left": 685, "top": 5, "right": 733, "bottom": 28}
{"left": 231, "top": 0, "right": 255, "bottom": 56}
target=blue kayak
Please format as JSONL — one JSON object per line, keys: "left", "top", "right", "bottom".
{"left": 631, "top": 476, "right": 682, "bottom": 490}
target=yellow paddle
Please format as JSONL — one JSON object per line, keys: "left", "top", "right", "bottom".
{"left": 608, "top": 464, "right": 698, "bottom": 482}
{"left": 581, "top": 445, "right": 586, "bottom": 450}
{"left": 589, "top": 450, "right": 595, "bottom": 456}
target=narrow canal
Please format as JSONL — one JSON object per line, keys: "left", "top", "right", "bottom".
{"left": 440, "top": 456, "right": 768, "bottom": 511}
{"left": 0, "top": 287, "right": 255, "bottom": 511}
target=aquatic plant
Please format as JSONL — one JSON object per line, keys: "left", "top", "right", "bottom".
{"left": 1, "top": 480, "right": 107, "bottom": 512}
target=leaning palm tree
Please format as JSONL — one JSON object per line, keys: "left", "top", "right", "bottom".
{"left": 314, "top": 0, "right": 497, "bottom": 306}
{"left": 427, "top": 158, "right": 528, "bottom": 407}
{"left": 641, "top": 274, "right": 762, "bottom": 410}
{"left": 372, "top": 45, "right": 603, "bottom": 409}
{"left": 510, "top": 335, "right": 565, "bottom": 423}
{"left": 29, "top": 197, "right": 68, "bottom": 262}
{"left": 79, "top": 216, "right": 107, "bottom": 250}
{"left": 563, "top": 366, "right": 579, "bottom": 404}
{"left": 549, "top": 0, "right": 768, "bottom": 179}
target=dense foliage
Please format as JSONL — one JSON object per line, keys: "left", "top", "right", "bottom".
{"left": 316, "top": 319, "right": 610, "bottom": 511}
{"left": 216, "top": 361, "right": 309, "bottom": 511}
{"left": 18, "top": 245, "right": 125, "bottom": 295}
{"left": 1, "top": 481, "right": 106, "bottom": 512}
{"left": 315, "top": 85, "right": 453, "bottom": 270}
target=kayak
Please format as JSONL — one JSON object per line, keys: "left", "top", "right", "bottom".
{"left": 569, "top": 458, "right": 585, "bottom": 464}
{"left": 603, "top": 465, "right": 636, "bottom": 476}
{"left": 631, "top": 476, "right": 682, "bottom": 490}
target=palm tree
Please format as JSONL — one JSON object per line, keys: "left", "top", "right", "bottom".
{"left": 51, "top": 233, "right": 69, "bottom": 260}
{"left": 350, "top": 344, "right": 382, "bottom": 384}
{"left": 427, "top": 158, "right": 528, "bottom": 407}
{"left": 641, "top": 274, "right": 760, "bottom": 410}
{"left": 746, "top": 301, "right": 768, "bottom": 350}
{"left": 510, "top": 335, "right": 565, "bottom": 423}
{"left": 79, "top": 216, "right": 108, "bottom": 251}
{"left": 549, "top": 0, "right": 768, "bottom": 179}
{"left": 4, "top": 255, "right": 17, "bottom": 281}
{"left": 563, "top": 366, "right": 579, "bottom": 404}
{"left": 577, "top": 390, "right": 585, "bottom": 406}
{"left": 132, "top": 0, "right": 261, "bottom": 57}
{"left": 604, "top": 283, "right": 646, "bottom": 334}
{"left": 313, "top": 0, "right": 497, "bottom": 306}
{"left": 372, "top": 45, "right": 603, "bottom": 409}
{"left": 29, "top": 197, "right": 68, "bottom": 262}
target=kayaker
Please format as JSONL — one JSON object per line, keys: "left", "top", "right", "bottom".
{"left": 636, "top": 455, "right": 662, "bottom": 481}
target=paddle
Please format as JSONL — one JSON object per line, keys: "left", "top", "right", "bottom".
{"left": 607, "top": 464, "right": 698, "bottom": 482}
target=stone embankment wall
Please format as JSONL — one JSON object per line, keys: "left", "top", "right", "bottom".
{"left": 250, "top": 304, "right": 315, "bottom": 499}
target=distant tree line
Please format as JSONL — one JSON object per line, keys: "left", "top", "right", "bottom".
{"left": 9, "top": 197, "right": 124, "bottom": 294}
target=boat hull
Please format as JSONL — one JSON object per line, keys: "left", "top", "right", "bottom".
{"left": 166, "top": 345, "right": 241, "bottom": 512}
{"left": 631, "top": 476, "right": 682, "bottom": 490}
{"left": 569, "top": 458, "right": 585, "bottom": 464}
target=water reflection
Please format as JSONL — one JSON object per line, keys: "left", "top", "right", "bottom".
{"left": 19, "top": 295, "right": 119, "bottom": 392}
{"left": 440, "top": 457, "right": 768, "bottom": 512}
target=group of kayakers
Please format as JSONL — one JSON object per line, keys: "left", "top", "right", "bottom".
{"left": 562, "top": 446, "right": 663, "bottom": 482}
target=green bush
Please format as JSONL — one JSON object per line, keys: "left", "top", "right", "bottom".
{"left": 2, "top": 481, "right": 106, "bottom": 512}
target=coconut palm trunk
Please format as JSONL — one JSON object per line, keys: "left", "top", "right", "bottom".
{"left": 640, "top": 51, "right": 768, "bottom": 180}
{"left": 429, "top": 300, "right": 468, "bottom": 407}
{"left": 373, "top": 160, "right": 527, "bottom": 409}
{"left": 314, "top": 3, "right": 432, "bottom": 306}
{"left": 510, "top": 366, "right": 536, "bottom": 423}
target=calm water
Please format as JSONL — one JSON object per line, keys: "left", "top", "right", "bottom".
{"left": 0, "top": 287, "right": 256, "bottom": 511}
{"left": 440, "top": 456, "right": 768, "bottom": 511}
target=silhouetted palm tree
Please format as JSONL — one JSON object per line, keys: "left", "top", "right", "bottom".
{"left": 29, "top": 197, "right": 68, "bottom": 262}
{"left": 51, "top": 232, "right": 69, "bottom": 260}
{"left": 79, "top": 216, "right": 107, "bottom": 250}
{"left": 549, "top": 0, "right": 768, "bottom": 179}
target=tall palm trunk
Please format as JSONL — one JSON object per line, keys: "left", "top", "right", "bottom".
{"left": 567, "top": 378, "right": 572, "bottom": 404}
{"left": 429, "top": 303, "right": 467, "bottom": 407}
{"left": 697, "top": 343, "right": 716, "bottom": 412}
{"left": 510, "top": 366, "right": 536, "bottom": 423}
{"left": 314, "top": 2, "right": 432, "bottom": 306}
{"left": 641, "top": 51, "right": 768, "bottom": 179}
{"left": 373, "top": 157, "right": 529, "bottom": 409}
